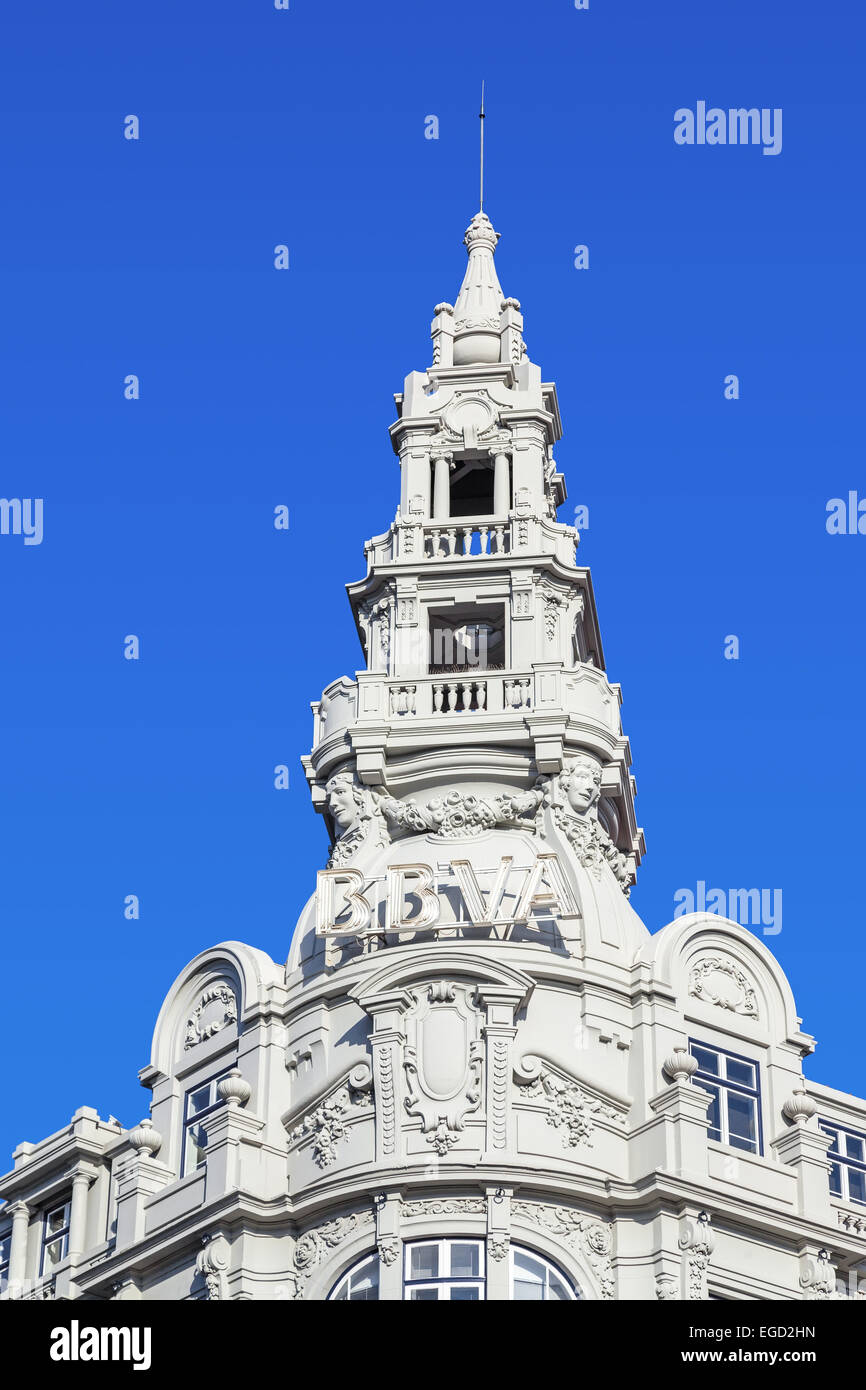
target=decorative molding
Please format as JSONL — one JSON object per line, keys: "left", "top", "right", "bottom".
{"left": 838, "top": 1211, "right": 866, "bottom": 1237}
{"left": 781, "top": 1084, "right": 818, "bottom": 1124}
{"left": 678, "top": 1213, "right": 715, "bottom": 1300}
{"left": 402, "top": 1197, "right": 486, "bottom": 1218}
{"left": 378, "top": 1238, "right": 400, "bottom": 1266}
{"left": 290, "top": 1210, "right": 375, "bottom": 1300}
{"left": 688, "top": 957, "right": 759, "bottom": 1020}
{"left": 195, "top": 1236, "right": 230, "bottom": 1301}
{"left": 184, "top": 984, "right": 237, "bottom": 1050}
{"left": 799, "top": 1250, "right": 837, "bottom": 1300}
{"left": 404, "top": 983, "right": 483, "bottom": 1155}
{"left": 488, "top": 1236, "right": 510, "bottom": 1262}
{"left": 511, "top": 1200, "right": 614, "bottom": 1299}
{"left": 655, "top": 1274, "right": 679, "bottom": 1301}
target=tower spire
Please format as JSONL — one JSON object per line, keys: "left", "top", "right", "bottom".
{"left": 479, "top": 81, "right": 485, "bottom": 212}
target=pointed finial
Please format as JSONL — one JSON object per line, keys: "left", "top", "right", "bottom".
{"left": 479, "top": 81, "right": 486, "bottom": 212}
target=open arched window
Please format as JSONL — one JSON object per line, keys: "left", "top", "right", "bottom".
{"left": 328, "top": 1240, "right": 579, "bottom": 1301}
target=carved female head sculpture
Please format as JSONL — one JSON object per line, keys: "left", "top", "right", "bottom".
{"left": 559, "top": 754, "right": 602, "bottom": 818}
{"left": 325, "top": 770, "right": 367, "bottom": 835}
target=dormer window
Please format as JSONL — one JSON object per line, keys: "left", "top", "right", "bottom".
{"left": 690, "top": 1040, "right": 762, "bottom": 1155}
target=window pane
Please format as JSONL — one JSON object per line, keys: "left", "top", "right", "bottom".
{"left": 44, "top": 1237, "right": 65, "bottom": 1270}
{"left": 186, "top": 1123, "right": 208, "bottom": 1170}
{"left": 692, "top": 1046, "right": 720, "bottom": 1076}
{"left": 848, "top": 1168, "right": 866, "bottom": 1204}
{"left": 725, "top": 1058, "right": 755, "bottom": 1089}
{"left": 547, "top": 1271, "right": 571, "bottom": 1301}
{"left": 844, "top": 1134, "right": 864, "bottom": 1163}
{"left": 513, "top": 1251, "right": 545, "bottom": 1285}
{"left": 46, "top": 1207, "right": 68, "bottom": 1235}
{"left": 512, "top": 1277, "right": 544, "bottom": 1301}
{"left": 450, "top": 1243, "right": 480, "bottom": 1278}
{"left": 409, "top": 1245, "right": 439, "bottom": 1281}
{"left": 696, "top": 1082, "right": 722, "bottom": 1140}
{"left": 188, "top": 1084, "right": 212, "bottom": 1116}
{"left": 829, "top": 1162, "right": 843, "bottom": 1196}
{"left": 727, "top": 1091, "right": 757, "bottom": 1149}
{"left": 409, "top": 1287, "right": 439, "bottom": 1300}
{"left": 450, "top": 1286, "right": 480, "bottom": 1300}
{"left": 350, "top": 1257, "right": 380, "bottom": 1300}
{"left": 0, "top": 1235, "right": 12, "bottom": 1266}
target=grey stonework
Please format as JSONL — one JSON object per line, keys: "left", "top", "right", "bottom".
{"left": 2, "top": 211, "right": 864, "bottom": 1303}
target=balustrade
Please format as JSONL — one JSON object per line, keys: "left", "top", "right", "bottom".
{"left": 423, "top": 519, "right": 510, "bottom": 560}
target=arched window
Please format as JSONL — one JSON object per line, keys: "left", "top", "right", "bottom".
{"left": 328, "top": 1240, "right": 579, "bottom": 1301}
{"left": 330, "top": 1252, "right": 379, "bottom": 1301}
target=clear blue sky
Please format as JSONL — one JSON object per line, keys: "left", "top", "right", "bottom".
{"left": 1, "top": 0, "right": 864, "bottom": 1161}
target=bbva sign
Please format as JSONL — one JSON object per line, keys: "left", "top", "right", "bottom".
{"left": 316, "top": 852, "right": 580, "bottom": 936}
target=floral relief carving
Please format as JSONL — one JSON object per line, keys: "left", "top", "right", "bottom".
{"left": 377, "top": 787, "right": 539, "bottom": 842}
{"left": 402, "top": 1197, "right": 486, "bottom": 1218}
{"left": 290, "top": 1210, "right": 375, "bottom": 1300}
{"left": 378, "top": 1238, "right": 400, "bottom": 1266}
{"left": 678, "top": 1214, "right": 715, "bottom": 1300}
{"left": 184, "top": 984, "right": 237, "bottom": 1050}
{"left": 688, "top": 957, "right": 759, "bottom": 1019}
{"left": 288, "top": 1065, "right": 373, "bottom": 1168}
{"left": 514, "top": 1057, "right": 625, "bottom": 1149}
{"left": 511, "top": 1200, "right": 614, "bottom": 1300}
{"left": 488, "top": 1237, "right": 510, "bottom": 1262}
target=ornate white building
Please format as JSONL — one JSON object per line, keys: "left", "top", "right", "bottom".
{"left": 2, "top": 210, "right": 865, "bottom": 1303}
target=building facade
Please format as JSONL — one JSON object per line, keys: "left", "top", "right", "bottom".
{"left": 2, "top": 210, "right": 865, "bottom": 1303}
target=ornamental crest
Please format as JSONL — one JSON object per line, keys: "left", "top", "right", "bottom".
{"left": 403, "top": 982, "right": 483, "bottom": 1155}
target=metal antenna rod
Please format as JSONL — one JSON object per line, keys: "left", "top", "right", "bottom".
{"left": 479, "top": 81, "right": 485, "bottom": 211}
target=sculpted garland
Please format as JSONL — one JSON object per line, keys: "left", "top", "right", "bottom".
{"left": 321, "top": 754, "right": 632, "bottom": 895}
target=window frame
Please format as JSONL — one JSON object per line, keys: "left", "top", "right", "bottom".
{"left": 40, "top": 1199, "right": 71, "bottom": 1276}
{"left": 820, "top": 1120, "right": 866, "bottom": 1206}
{"left": 403, "top": 1238, "right": 486, "bottom": 1301}
{"left": 510, "top": 1246, "right": 579, "bottom": 1301}
{"left": 0, "top": 1228, "right": 11, "bottom": 1294}
{"left": 181, "top": 1068, "right": 233, "bottom": 1177}
{"left": 689, "top": 1038, "right": 763, "bottom": 1156}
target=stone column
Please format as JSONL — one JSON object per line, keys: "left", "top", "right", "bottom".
{"left": 432, "top": 454, "right": 451, "bottom": 521}
{"left": 67, "top": 1164, "right": 95, "bottom": 1259}
{"left": 491, "top": 450, "right": 511, "bottom": 517}
{"left": 7, "top": 1201, "right": 29, "bottom": 1289}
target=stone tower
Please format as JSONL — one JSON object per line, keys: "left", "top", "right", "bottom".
{"left": 3, "top": 211, "right": 863, "bottom": 1306}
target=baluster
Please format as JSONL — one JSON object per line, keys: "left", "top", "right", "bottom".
{"left": 447, "top": 682, "right": 458, "bottom": 712}
{"left": 504, "top": 679, "right": 515, "bottom": 708}
{"left": 479, "top": 525, "right": 489, "bottom": 556}
{"left": 408, "top": 685, "right": 416, "bottom": 715}
{"left": 398, "top": 687, "right": 409, "bottom": 715}
{"left": 429, "top": 528, "right": 440, "bottom": 558}
{"left": 433, "top": 683, "right": 445, "bottom": 713}
{"left": 462, "top": 526, "right": 472, "bottom": 557}
{"left": 389, "top": 687, "right": 397, "bottom": 716}
{"left": 476, "top": 681, "right": 487, "bottom": 711}
{"left": 445, "top": 527, "right": 457, "bottom": 557}
{"left": 520, "top": 678, "right": 531, "bottom": 708}
{"left": 492, "top": 525, "right": 504, "bottom": 554}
